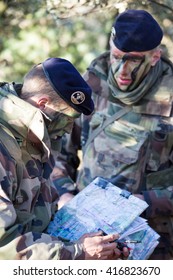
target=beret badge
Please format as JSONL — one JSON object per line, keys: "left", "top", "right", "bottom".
{"left": 42, "top": 57, "right": 94, "bottom": 115}
{"left": 71, "top": 91, "right": 85, "bottom": 105}
{"left": 111, "top": 26, "right": 116, "bottom": 40}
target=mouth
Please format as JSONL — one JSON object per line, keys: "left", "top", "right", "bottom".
{"left": 118, "top": 77, "right": 132, "bottom": 86}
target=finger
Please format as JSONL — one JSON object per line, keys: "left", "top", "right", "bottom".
{"left": 96, "top": 250, "right": 117, "bottom": 260}
{"left": 99, "top": 241, "right": 117, "bottom": 252}
{"left": 100, "top": 249, "right": 121, "bottom": 260}
{"left": 114, "top": 248, "right": 122, "bottom": 258}
{"left": 101, "top": 233, "right": 119, "bottom": 243}
{"left": 122, "top": 247, "right": 130, "bottom": 257}
{"left": 100, "top": 248, "right": 116, "bottom": 255}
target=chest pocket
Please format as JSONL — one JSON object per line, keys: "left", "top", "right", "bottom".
{"left": 147, "top": 126, "right": 173, "bottom": 172}
{"left": 94, "top": 121, "right": 148, "bottom": 174}
{"left": 86, "top": 120, "right": 150, "bottom": 179}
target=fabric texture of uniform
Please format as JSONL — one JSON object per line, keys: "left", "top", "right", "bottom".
{"left": 52, "top": 52, "right": 173, "bottom": 260}
{"left": 0, "top": 83, "right": 84, "bottom": 260}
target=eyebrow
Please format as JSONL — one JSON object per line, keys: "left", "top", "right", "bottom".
{"left": 124, "top": 54, "right": 145, "bottom": 60}
{"left": 113, "top": 54, "right": 145, "bottom": 60}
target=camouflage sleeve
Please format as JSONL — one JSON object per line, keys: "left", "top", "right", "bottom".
{"left": 0, "top": 230, "right": 84, "bottom": 260}
{"left": 0, "top": 144, "right": 84, "bottom": 260}
{"left": 141, "top": 164, "right": 173, "bottom": 219}
{"left": 0, "top": 184, "right": 84, "bottom": 260}
{"left": 143, "top": 187, "right": 173, "bottom": 219}
{"left": 51, "top": 119, "right": 82, "bottom": 195}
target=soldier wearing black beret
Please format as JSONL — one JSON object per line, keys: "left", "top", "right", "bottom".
{"left": 54, "top": 10, "right": 173, "bottom": 260}
{"left": 0, "top": 57, "right": 129, "bottom": 260}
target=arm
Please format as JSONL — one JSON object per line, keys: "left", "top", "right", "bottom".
{"left": 0, "top": 142, "right": 81, "bottom": 260}
{"left": 0, "top": 144, "right": 123, "bottom": 260}
{"left": 0, "top": 180, "right": 121, "bottom": 260}
{"left": 51, "top": 118, "right": 84, "bottom": 209}
{"left": 143, "top": 187, "right": 173, "bottom": 219}
{"left": 135, "top": 167, "right": 173, "bottom": 219}
{"left": 51, "top": 119, "right": 82, "bottom": 195}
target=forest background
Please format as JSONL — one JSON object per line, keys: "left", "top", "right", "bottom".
{"left": 0, "top": 0, "right": 173, "bottom": 82}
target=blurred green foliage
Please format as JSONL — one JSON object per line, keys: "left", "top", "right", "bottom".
{"left": 0, "top": 0, "right": 114, "bottom": 82}
{"left": 0, "top": 0, "right": 173, "bottom": 82}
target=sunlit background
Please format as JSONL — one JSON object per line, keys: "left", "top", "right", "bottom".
{"left": 0, "top": 0, "right": 173, "bottom": 82}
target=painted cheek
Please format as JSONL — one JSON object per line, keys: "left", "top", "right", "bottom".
{"left": 111, "top": 61, "right": 121, "bottom": 73}
{"left": 131, "top": 63, "right": 146, "bottom": 81}
{"left": 120, "top": 61, "right": 137, "bottom": 75}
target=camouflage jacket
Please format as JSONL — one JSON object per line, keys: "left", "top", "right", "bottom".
{"left": 53, "top": 52, "right": 173, "bottom": 258}
{"left": 0, "top": 83, "right": 84, "bottom": 260}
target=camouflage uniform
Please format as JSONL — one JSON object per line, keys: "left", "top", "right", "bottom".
{"left": 53, "top": 51, "right": 173, "bottom": 259}
{"left": 0, "top": 83, "right": 84, "bottom": 260}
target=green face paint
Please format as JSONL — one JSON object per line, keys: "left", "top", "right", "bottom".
{"left": 47, "top": 113, "right": 75, "bottom": 140}
{"left": 110, "top": 45, "right": 154, "bottom": 91}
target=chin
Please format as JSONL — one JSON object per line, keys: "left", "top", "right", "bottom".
{"left": 118, "top": 85, "right": 130, "bottom": 91}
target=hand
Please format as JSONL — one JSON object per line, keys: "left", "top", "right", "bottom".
{"left": 114, "top": 243, "right": 130, "bottom": 260}
{"left": 78, "top": 231, "right": 127, "bottom": 260}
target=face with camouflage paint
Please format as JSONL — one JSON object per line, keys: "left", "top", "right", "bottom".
{"left": 47, "top": 112, "right": 76, "bottom": 141}
{"left": 36, "top": 94, "right": 81, "bottom": 141}
{"left": 42, "top": 103, "right": 80, "bottom": 142}
{"left": 42, "top": 105, "right": 81, "bottom": 154}
{"left": 109, "top": 40, "right": 161, "bottom": 91}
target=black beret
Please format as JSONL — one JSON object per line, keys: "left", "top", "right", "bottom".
{"left": 42, "top": 57, "right": 94, "bottom": 115}
{"left": 112, "top": 9, "right": 163, "bottom": 52}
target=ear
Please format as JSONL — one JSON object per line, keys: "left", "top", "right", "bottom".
{"left": 37, "top": 97, "right": 49, "bottom": 110}
{"left": 151, "top": 49, "right": 162, "bottom": 66}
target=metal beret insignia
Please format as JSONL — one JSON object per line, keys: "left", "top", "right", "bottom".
{"left": 71, "top": 91, "right": 85, "bottom": 105}
{"left": 111, "top": 26, "right": 116, "bottom": 39}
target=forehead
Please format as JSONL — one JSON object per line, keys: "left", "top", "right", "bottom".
{"left": 110, "top": 42, "right": 150, "bottom": 57}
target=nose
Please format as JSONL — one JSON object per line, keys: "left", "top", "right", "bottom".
{"left": 118, "top": 61, "right": 129, "bottom": 76}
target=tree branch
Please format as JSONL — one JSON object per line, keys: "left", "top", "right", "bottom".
{"left": 147, "top": 0, "right": 173, "bottom": 13}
